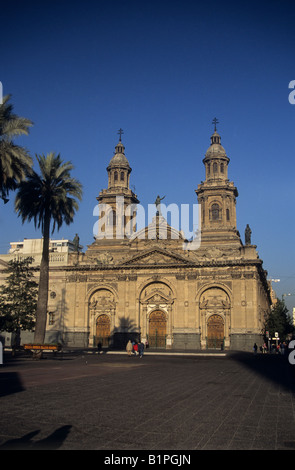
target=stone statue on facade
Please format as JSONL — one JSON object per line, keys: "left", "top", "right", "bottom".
{"left": 155, "top": 195, "right": 165, "bottom": 215}
{"left": 245, "top": 224, "right": 252, "bottom": 245}
{"left": 73, "top": 233, "right": 80, "bottom": 252}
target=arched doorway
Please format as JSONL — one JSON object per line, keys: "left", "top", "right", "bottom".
{"left": 88, "top": 288, "right": 116, "bottom": 348}
{"left": 96, "top": 314, "right": 111, "bottom": 347}
{"left": 199, "top": 286, "right": 230, "bottom": 350}
{"left": 207, "top": 314, "right": 224, "bottom": 349}
{"left": 149, "top": 310, "right": 167, "bottom": 348}
{"left": 139, "top": 280, "right": 174, "bottom": 348}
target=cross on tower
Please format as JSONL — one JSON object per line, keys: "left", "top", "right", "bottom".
{"left": 117, "top": 128, "right": 124, "bottom": 141}
{"left": 212, "top": 117, "right": 219, "bottom": 132}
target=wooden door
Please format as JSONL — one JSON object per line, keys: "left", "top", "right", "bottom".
{"left": 149, "top": 310, "right": 167, "bottom": 348}
{"left": 96, "top": 314, "right": 111, "bottom": 347}
{"left": 207, "top": 314, "right": 224, "bottom": 349}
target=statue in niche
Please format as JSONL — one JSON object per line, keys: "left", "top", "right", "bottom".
{"left": 90, "top": 298, "right": 97, "bottom": 309}
{"left": 245, "top": 224, "right": 252, "bottom": 245}
{"left": 222, "top": 298, "right": 230, "bottom": 309}
{"left": 200, "top": 297, "right": 208, "bottom": 308}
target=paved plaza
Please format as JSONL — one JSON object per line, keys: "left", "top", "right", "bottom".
{"left": 1, "top": 349, "right": 295, "bottom": 452}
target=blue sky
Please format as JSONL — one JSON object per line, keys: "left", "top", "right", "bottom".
{"left": 1, "top": 0, "right": 295, "bottom": 310}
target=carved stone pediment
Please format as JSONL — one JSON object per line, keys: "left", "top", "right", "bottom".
{"left": 189, "top": 246, "right": 242, "bottom": 262}
{"left": 85, "top": 251, "right": 114, "bottom": 266}
{"left": 143, "top": 292, "right": 171, "bottom": 305}
{"left": 89, "top": 289, "right": 116, "bottom": 314}
{"left": 199, "top": 247, "right": 225, "bottom": 260}
{"left": 119, "top": 248, "right": 193, "bottom": 267}
{"left": 199, "top": 287, "right": 230, "bottom": 310}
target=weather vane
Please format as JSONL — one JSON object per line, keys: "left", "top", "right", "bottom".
{"left": 117, "top": 128, "right": 124, "bottom": 141}
{"left": 212, "top": 117, "right": 219, "bottom": 132}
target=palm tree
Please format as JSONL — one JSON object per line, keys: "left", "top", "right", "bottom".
{"left": 0, "top": 95, "right": 33, "bottom": 203}
{"left": 15, "top": 153, "right": 83, "bottom": 345}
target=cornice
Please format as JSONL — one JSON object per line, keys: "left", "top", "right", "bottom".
{"left": 48, "top": 257, "right": 264, "bottom": 272}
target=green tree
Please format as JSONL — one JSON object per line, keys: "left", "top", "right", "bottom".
{"left": 0, "top": 257, "right": 38, "bottom": 346}
{"left": 15, "top": 153, "right": 82, "bottom": 345}
{"left": 264, "top": 299, "right": 294, "bottom": 342}
{"left": 0, "top": 95, "right": 33, "bottom": 203}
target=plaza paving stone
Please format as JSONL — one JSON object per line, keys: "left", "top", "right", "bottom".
{"left": 0, "top": 349, "right": 295, "bottom": 453}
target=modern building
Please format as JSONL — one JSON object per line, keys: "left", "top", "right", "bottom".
{"left": 0, "top": 127, "right": 272, "bottom": 350}
{"left": 1, "top": 237, "right": 83, "bottom": 266}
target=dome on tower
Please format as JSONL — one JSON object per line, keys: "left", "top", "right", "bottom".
{"left": 205, "top": 131, "right": 227, "bottom": 158}
{"left": 108, "top": 140, "right": 130, "bottom": 169}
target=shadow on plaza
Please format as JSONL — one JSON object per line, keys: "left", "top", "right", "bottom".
{"left": 0, "top": 372, "right": 25, "bottom": 397}
{"left": 0, "top": 425, "right": 72, "bottom": 450}
{"left": 230, "top": 351, "right": 295, "bottom": 392}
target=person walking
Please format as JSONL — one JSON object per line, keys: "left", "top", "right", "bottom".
{"left": 126, "top": 340, "right": 133, "bottom": 356}
{"left": 133, "top": 342, "right": 138, "bottom": 356}
{"left": 138, "top": 341, "right": 144, "bottom": 358}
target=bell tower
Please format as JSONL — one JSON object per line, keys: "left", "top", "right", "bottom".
{"left": 96, "top": 130, "right": 139, "bottom": 239}
{"left": 196, "top": 119, "right": 241, "bottom": 246}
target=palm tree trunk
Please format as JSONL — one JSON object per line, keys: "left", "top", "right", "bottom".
{"left": 34, "top": 214, "right": 50, "bottom": 345}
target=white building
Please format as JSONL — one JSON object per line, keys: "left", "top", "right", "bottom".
{"left": 2, "top": 237, "right": 83, "bottom": 266}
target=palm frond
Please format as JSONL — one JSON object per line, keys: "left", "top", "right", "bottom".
{"left": 15, "top": 152, "right": 83, "bottom": 235}
{"left": 0, "top": 95, "right": 33, "bottom": 199}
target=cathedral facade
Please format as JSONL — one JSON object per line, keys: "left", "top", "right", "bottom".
{"left": 0, "top": 127, "right": 272, "bottom": 351}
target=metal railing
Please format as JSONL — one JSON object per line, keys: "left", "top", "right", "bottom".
{"left": 206, "top": 336, "right": 225, "bottom": 350}
{"left": 147, "top": 331, "right": 167, "bottom": 348}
